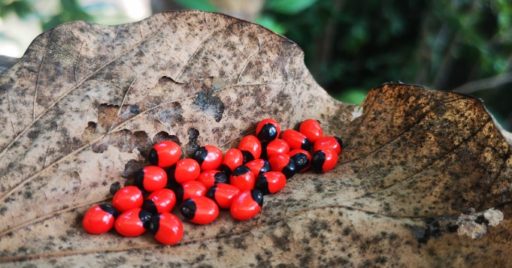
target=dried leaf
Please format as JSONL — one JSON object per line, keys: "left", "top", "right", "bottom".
{"left": 0, "top": 11, "right": 511, "bottom": 266}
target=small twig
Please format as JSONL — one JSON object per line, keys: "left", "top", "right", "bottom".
{"left": 118, "top": 78, "right": 137, "bottom": 116}
{"left": 10, "top": 119, "right": 15, "bottom": 135}
{"left": 73, "top": 43, "right": 84, "bottom": 83}
{"left": 453, "top": 72, "right": 512, "bottom": 94}
{"left": 42, "top": 145, "right": 50, "bottom": 169}
{"left": 33, "top": 51, "right": 47, "bottom": 120}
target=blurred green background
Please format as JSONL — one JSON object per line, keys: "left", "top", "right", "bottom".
{"left": 1, "top": 0, "right": 511, "bottom": 130}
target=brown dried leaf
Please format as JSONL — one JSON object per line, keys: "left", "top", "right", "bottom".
{"left": 0, "top": 11, "right": 511, "bottom": 267}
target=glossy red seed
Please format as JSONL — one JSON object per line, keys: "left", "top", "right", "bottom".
{"left": 174, "top": 158, "right": 201, "bottom": 184}
{"left": 112, "top": 186, "right": 143, "bottom": 212}
{"left": 193, "top": 145, "right": 223, "bottom": 171}
{"left": 230, "top": 166, "right": 256, "bottom": 191}
{"left": 180, "top": 180, "right": 207, "bottom": 201}
{"left": 265, "top": 139, "right": 290, "bottom": 158}
{"left": 281, "top": 129, "right": 312, "bottom": 151}
{"left": 82, "top": 204, "right": 116, "bottom": 235}
{"left": 299, "top": 119, "right": 323, "bottom": 142}
{"left": 143, "top": 188, "right": 176, "bottom": 214}
{"left": 207, "top": 183, "right": 240, "bottom": 209}
{"left": 245, "top": 159, "right": 271, "bottom": 177}
{"left": 230, "top": 190, "right": 263, "bottom": 221}
{"left": 313, "top": 136, "right": 343, "bottom": 155}
{"left": 135, "top": 166, "right": 167, "bottom": 192}
{"left": 268, "top": 153, "right": 296, "bottom": 178}
{"left": 255, "top": 171, "right": 286, "bottom": 194}
{"left": 149, "top": 141, "right": 182, "bottom": 168}
{"left": 197, "top": 170, "right": 229, "bottom": 188}
{"left": 269, "top": 153, "right": 290, "bottom": 173}
{"left": 152, "top": 213, "right": 183, "bottom": 245}
{"left": 221, "top": 148, "right": 244, "bottom": 172}
{"left": 180, "top": 196, "right": 219, "bottom": 225}
{"left": 311, "top": 149, "right": 339, "bottom": 173}
{"left": 238, "top": 135, "right": 262, "bottom": 162}
{"left": 114, "top": 208, "right": 151, "bottom": 237}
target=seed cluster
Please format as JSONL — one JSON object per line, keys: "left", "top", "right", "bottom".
{"left": 82, "top": 118, "right": 343, "bottom": 245}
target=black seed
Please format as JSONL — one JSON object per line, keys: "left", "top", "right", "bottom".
{"left": 181, "top": 199, "right": 196, "bottom": 220}
{"left": 148, "top": 149, "right": 158, "bottom": 165}
{"left": 291, "top": 153, "right": 309, "bottom": 171}
{"left": 233, "top": 166, "right": 251, "bottom": 176}
{"left": 257, "top": 124, "right": 278, "bottom": 143}
{"left": 99, "top": 203, "right": 118, "bottom": 217}
{"left": 214, "top": 172, "right": 228, "bottom": 184}
{"left": 139, "top": 210, "right": 153, "bottom": 230}
{"left": 193, "top": 146, "right": 208, "bottom": 164}
{"left": 311, "top": 151, "right": 326, "bottom": 173}
{"left": 241, "top": 151, "right": 254, "bottom": 163}
{"left": 251, "top": 189, "right": 264, "bottom": 207}
{"left": 142, "top": 200, "right": 157, "bottom": 214}
{"left": 255, "top": 174, "right": 269, "bottom": 195}
{"left": 282, "top": 161, "right": 296, "bottom": 179}
{"left": 301, "top": 138, "right": 313, "bottom": 151}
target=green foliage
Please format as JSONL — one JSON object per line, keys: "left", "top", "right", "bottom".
{"left": 175, "top": 0, "right": 217, "bottom": 12}
{"left": 0, "top": 0, "right": 33, "bottom": 18}
{"left": 265, "top": 0, "right": 317, "bottom": 14}
{"left": 333, "top": 88, "right": 367, "bottom": 105}
{"left": 43, "top": 0, "right": 92, "bottom": 30}
{"left": 497, "top": 0, "right": 512, "bottom": 41}
{"left": 0, "top": 0, "right": 93, "bottom": 30}
{"left": 255, "top": 15, "right": 285, "bottom": 35}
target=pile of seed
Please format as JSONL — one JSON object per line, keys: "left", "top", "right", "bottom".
{"left": 82, "top": 118, "right": 342, "bottom": 245}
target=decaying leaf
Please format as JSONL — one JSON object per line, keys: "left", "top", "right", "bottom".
{"left": 0, "top": 10, "right": 511, "bottom": 267}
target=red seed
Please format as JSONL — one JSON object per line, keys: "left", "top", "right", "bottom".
{"left": 112, "top": 186, "right": 143, "bottom": 213}
{"left": 230, "top": 190, "right": 263, "bottom": 221}
{"left": 150, "top": 213, "right": 184, "bottom": 245}
{"left": 207, "top": 183, "right": 240, "bottom": 209}
{"left": 180, "top": 196, "right": 219, "bottom": 225}
{"left": 82, "top": 204, "right": 117, "bottom": 235}
{"left": 149, "top": 140, "right": 182, "bottom": 168}
{"left": 298, "top": 119, "right": 323, "bottom": 142}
